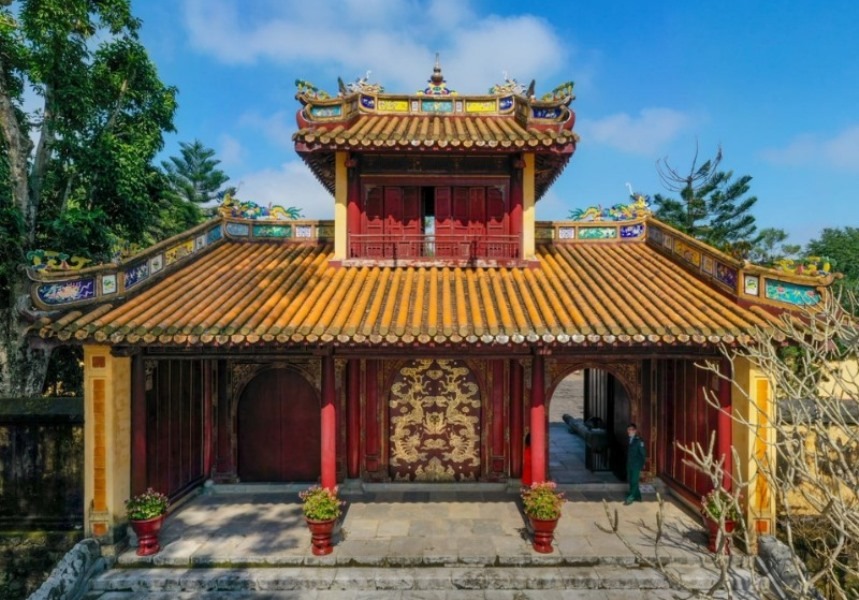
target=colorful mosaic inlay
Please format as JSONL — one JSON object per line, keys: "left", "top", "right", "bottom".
{"left": 308, "top": 105, "right": 342, "bottom": 118}
{"left": 124, "top": 263, "right": 149, "bottom": 289}
{"left": 578, "top": 227, "right": 617, "bottom": 240}
{"left": 744, "top": 275, "right": 760, "bottom": 296}
{"left": 465, "top": 100, "right": 496, "bottom": 114}
{"left": 226, "top": 222, "right": 250, "bottom": 237}
{"left": 673, "top": 240, "right": 701, "bottom": 267}
{"left": 253, "top": 224, "right": 293, "bottom": 238}
{"left": 715, "top": 263, "right": 738, "bottom": 288}
{"left": 765, "top": 279, "right": 821, "bottom": 305}
{"left": 378, "top": 99, "right": 409, "bottom": 112}
{"left": 620, "top": 224, "right": 645, "bottom": 238}
{"left": 206, "top": 225, "right": 223, "bottom": 244}
{"left": 165, "top": 240, "right": 194, "bottom": 265}
{"left": 37, "top": 278, "right": 95, "bottom": 305}
{"left": 421, "top": 99, "right": 453, "bottom": 113}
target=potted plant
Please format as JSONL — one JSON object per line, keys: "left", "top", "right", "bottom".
{"left": 125, "top": 488, "right": 169, "bottom": 556}
{"left": 521, "top": 481, "right": 566, "bottom": 553}
{"left": 299, "top": 486, "right": 344, "bottom": 556}
{"left": 701, "top": 488, "right": 741, "bottom": 554}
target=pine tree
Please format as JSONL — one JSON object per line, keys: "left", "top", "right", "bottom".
{"left": 653, "top": 146, "right": 759, "bottom": 254}
{"left": 159, "top": 140, "right": 229, "bottom": 237}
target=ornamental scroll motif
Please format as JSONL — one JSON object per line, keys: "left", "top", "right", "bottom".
{"left": 389, "top": 359, "right": 481, "bottom": 482}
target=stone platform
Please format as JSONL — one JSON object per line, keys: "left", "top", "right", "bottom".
{"left": 84, "top": 486, "right": 760, "bottom": 598}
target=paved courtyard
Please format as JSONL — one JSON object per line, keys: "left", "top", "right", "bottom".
{"left": 116, "top": 486, "right": 709, "bottom": 568}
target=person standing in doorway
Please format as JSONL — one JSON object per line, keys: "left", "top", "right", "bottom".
{"left": 624, "top": 423, "right": 646, "bottom": 505}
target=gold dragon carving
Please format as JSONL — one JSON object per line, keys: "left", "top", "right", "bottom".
{"left": 389, "top": 359, "right": 481, "bottom": 482}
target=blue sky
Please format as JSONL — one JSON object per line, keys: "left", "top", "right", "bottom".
{"left": 133, "top": 0, "right": 859, "bottom": 245}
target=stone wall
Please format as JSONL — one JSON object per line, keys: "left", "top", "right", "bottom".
{"left": 0, "top": 531, "right": 81, "bottom": 599}
{"left": 0, "top": 397, "right": 83, "bottom": 528}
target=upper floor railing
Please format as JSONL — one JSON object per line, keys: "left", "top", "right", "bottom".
{"left": 348, "top": 234, "right": 520, "bottom": 261}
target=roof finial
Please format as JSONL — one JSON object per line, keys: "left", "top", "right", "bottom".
{"left": 431, "top": 52, "right": 444, "bottom": 85}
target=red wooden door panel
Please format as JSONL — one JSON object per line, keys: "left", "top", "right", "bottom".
{"left": 468, "top": 187, "right": 486, "bottom": 237}
{"left": 237, "top": 368, "right": 320, "bottom": 482}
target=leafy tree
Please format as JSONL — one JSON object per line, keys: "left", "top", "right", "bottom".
{"left": 653, "top": 146, "right": 759, "bottom": 254}
{"left": 158, "top": 140, "right": 230, "bottom": 237}
{"left": 0, "top": 0, "right": 177, "bottom": 395}
{"left": 806, "top": 227, "right": 859, "bottom": 289}
{"left": 749, "top": 227, "right": 801, "bottom": 266}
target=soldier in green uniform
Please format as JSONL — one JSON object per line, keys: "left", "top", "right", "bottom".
{"left": 624, "top": 423, "right": 646, "bottom": 505}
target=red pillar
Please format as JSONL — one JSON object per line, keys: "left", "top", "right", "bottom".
{"left": 510, "top": 361, "right": 524, "bottom": 477}
{"left": 131, "top": 354, "right": 147, "bottom": 495}
{"left": 717, "top": 359, "right": 733, "bottom": 491}
{"left": 202, "top": 360, "right": 214, "bottom": 479}
{"left": 530, "top": 353, "right": 547, "bottom": 483}
{"left": 321, "top": 355, "right": 337, "bottom": 489}
{"left": 346, "top": 360, "right": 360, "bottom": 478}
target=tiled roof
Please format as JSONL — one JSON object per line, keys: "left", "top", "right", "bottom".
{"left": 293, "top": 114, "right": 578, "bottom": 150}
{"left": 37, "top": 239, "right": 778, "bottom": 347}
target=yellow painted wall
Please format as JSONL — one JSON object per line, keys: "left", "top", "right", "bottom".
{"left": 818, "top": 359, "right": 859, "bottom": 399}
{"left": 83, "top": 345, "right": 131, "bottom": 549}
{"left": 731, "top": 356, "right": 777, "bottom": 538}
{"left": 522, "top": 152, "right": 535, "bottom": 259}
{"left": 334, "top": 150, "right": 348, "bottom": 259}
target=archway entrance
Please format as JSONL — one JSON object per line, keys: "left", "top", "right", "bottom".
{"left": 237, "top": 368, "right": 320, "bottom": 482}
{"left": 548, "top": 368, "right": 623, "bottom": 484}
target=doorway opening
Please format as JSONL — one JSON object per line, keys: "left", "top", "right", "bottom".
{"left": 548, "top": 368, "right": 623, "bottom": 484}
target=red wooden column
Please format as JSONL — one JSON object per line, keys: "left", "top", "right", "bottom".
{"left": 509, "top": 361, "right": 524, "bottom": 477}
{"left": 530, "top": 353, "right": 547, "bottom": 483}
{"left": 202, "top": 360, "right": 214, "bottom": 479}
{"left": 346, "top": 360, "right": 360, "bottom": 478}
{"left": 130, "top": 354, "right": 147, "bottom": 495}
{"left": 321, "top": 355, "right": 337, "bottom": 489}
{"left": 717, "top": 360, "right": 733, "bottom": 491}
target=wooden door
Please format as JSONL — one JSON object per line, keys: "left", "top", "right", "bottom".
{"left": 237, "top": 368, "right": 320, "bottom": 482}
{"left": 389, "top": 359, "right": 482, "bottom": 482}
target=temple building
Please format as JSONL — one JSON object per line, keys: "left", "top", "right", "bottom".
{"left": 27, "top": 63, "right": 836, "bottom": 548}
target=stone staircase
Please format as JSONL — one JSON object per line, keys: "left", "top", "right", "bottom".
{"left": 85, "top": 560, "right": 760, "bottom": 599}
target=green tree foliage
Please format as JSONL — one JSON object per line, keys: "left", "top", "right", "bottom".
{"left": 0, "top": 0, "right": 176, "bottom": 395}
{"left": 653, "top": 146, "right": 759, "bottom": 254}
{"left": 806, "top": 227, "right": 859, "bottom": 293}
{"left": 749, "top": 227, "right": 801, "bottom": 266}
{"left": 158, "top": 140, "right": 230, "bottom": 237}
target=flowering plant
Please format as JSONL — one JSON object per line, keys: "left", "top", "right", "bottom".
{"left": 125, "top": 488, "right": 169, "bottom": 521}
{"left": 299, "top": 486, "right": 344, "bottom": 522}
{"left": 701, "top": 488, "right": 741, "bottom": 522}
{"left": 521, "top": 481, "right": 565, "bottom": 520}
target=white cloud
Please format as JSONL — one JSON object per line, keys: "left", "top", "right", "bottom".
{"left": 233, "top": 160, "right": 334, "bottom": 220}
{"left": 181, "top": 0, "right": 571, "bottom": 94}
{"left": 218, "top": 134, "right": 245, "bottom": 167}
{"left": 761, "top": 125, "right": 859, "bottom": 171}
{"left": 578, "top": 108, "right": 697, "bottom": 156}
{"left": 238, "top": 111, "right": 295, "bottom": 148}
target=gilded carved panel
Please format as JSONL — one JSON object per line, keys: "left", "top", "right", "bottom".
{"left": 389, "top": 359, "right": 481, "bottom": 482}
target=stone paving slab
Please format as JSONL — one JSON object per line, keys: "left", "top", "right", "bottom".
{"left": 117, "top": 489, "right": 704, "bottom": 569}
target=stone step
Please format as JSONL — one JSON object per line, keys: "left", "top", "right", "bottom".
{"left": 88, "top": 565, "right": 757, "bottom": 595}
{"left": 87, "top": 590, "right": 742, "bottom": 600}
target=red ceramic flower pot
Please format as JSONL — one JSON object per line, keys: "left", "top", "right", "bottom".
{"left": 306, "top": 517, "right": 337, "bottom": 556}
{"left": 528, "top": 515, "right": 559, "bottom": 553}
{"left": 705, "top": 518, "right": 736, "bottom": 554}
{"left": 129, "top": 514, "right": 165, "bottom": 556}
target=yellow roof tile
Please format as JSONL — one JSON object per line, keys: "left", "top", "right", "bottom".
{"left": 40, "top": 239, "right": 782, "bottom": 347}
